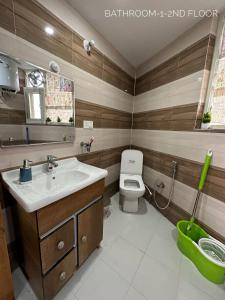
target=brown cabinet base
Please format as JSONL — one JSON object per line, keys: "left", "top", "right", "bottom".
{"left": 15, "top": 179, "right": 105, "bottom": 300}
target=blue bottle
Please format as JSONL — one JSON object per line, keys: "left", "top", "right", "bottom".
{"left": 20, "top": 159, "right": 32, "bottom": 183}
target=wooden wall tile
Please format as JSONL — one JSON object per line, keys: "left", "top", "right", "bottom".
{"left": 0, "top": 0, "right": 15, "bottom": 33}
{"left": 75, "top": 99, "right": 132, "bottom": 129}
{"left": 13, "top": 0, "right": 73, "bottom": 63}
{"left": 77, "top": 145, "right": 129, "bottom": 169}
{"left": 103, "top": 56, "right": 134, "bottom": 94}
{"left": 0, "top": 108, "right": 26, "bottom": 124}
{"left": 136, "top": 34, "right": 215, "bottom": 95}
{"left": 133, "top": 103, "right": 201, "bottom": 131}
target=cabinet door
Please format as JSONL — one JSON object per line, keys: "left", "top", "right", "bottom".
{"left": 78, "top": 199, "right": 103, "bottom": 265}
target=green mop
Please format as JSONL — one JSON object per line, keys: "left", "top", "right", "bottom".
{"left": 186, "top": 149, "right": 213, "bottom": 233}
{"left": 177, "top": 149, "right": 225, "bottom": 284}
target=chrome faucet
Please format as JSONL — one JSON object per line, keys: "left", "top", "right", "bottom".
{"left": 46, "top": 155, "right": 58, "bottom": 172}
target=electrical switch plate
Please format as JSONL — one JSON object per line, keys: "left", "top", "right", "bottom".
{"left": 83, "top": 120, "right": 93, "bottom": 129}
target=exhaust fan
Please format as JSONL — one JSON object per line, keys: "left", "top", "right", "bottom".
{"left": 28, "top": 69, "right": 45, "bottom": 87}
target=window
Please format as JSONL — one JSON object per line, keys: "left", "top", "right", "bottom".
{"left": 24, "top": 87, "right": 45, "bottom": 124}
{"left": 206, "top": 16, "right": 225, "bottom": 128}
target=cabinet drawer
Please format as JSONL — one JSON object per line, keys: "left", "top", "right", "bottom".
{"left": 40, "top": 218, "right": 75, "bottom": 274}
{"left": 43, "top": 248, "right": 76, "bottom": 300}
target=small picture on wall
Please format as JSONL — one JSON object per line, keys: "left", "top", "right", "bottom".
{"left": 60, "top": 77, "right": 73, "bottom": 92}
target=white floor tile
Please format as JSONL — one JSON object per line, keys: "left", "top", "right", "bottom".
{"left": 16, "top": 288, "right": 37, "bottom": 300}
{"left": 180, "top": 257, "right": 225, "bottom": 300}
{"left": 12, "top": 196, "right": 225, "bottom": 300}
{"left": 155, "top": 215, "right": 178, "bottom": 242}
{"left": 101, "top": 236, "right": 144, "bottom": 283}
{"left": 54, "top": 288, "right": 78, "bottom": 300}
{"left": 125, "top": 286, "right": 147, "bottom": 300}
{"left": 13, "top": 268, "right": 36, "bottom": 300}
{"left": 68, "top": 249, "right": 104, "bottom": 296}
{"left": 177, "top": 279, "right": 214, "bottom": 300}
{"left": 132, "top": 254, "right": 179, "bottom": 300}
{"left": 109, "top": 196, "right": 162, "bottom": 251}
{"left": 76, "top": 259, "right": 130, "bottom": 300}
{"left": 120, "top": 223, "right": 156, "bottom": 252}
{"left": 117, "top": 198, "right": 162, "bottom": 252}
{"left": 103, "top": 205, "right": 132, "bottom": 234}
{"left": 101, "top": 224, "right": 120, "bottom": 249}
{"left": 146, "top": 234, "right": 182, "bottom": 272}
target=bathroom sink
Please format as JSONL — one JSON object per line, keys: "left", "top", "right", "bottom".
{"left": 1, "top": 158, "right": 108, "bottom": 212}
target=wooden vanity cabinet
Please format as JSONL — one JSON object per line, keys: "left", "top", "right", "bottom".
{"left": 16, "top": 179, "right": 105, "bottom": 300}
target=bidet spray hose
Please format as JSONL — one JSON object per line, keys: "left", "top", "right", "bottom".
{"left": 144, "top": 161, "right": 177, "bottom": 210}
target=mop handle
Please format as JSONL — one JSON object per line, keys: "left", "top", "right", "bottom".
{"left": 198, "top": 149, "right": 213, "bottom": 191}
{"left": 190, "top": 150, "right": 213, "bottom": 222}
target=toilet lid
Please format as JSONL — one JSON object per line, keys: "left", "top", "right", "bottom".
{"left": 120, "top": 150, "right": 143, "bottom": 175}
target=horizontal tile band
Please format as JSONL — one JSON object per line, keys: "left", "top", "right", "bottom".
{"left": 77, "top": 145, "right": 129, "bottom": 169}
{"left": 133, "top": 102, "right": 204, "bottom": 131}
{"left": 132, "top": 145, "right": 225, "bottom": 205}
{"left": 135, "top": 34, "right": 215, "bottom": 95}
{"left": 75, "top": 99, "right": 132, "bottom": 129}
{"left": 0, "top": 145, "right": 129, "bottom": 208}
{"left": 144, "top": 188, "right": 225, "bottom": 245}
{"left": 0, "top": 0, "right": 134, "bottom": 94}
{"left": 0, "top": 108, "right": 26, "bottom": 125}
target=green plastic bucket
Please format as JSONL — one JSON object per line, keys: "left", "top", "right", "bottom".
{"left": 177, "top": 220, "right": 225, "bottom": 284}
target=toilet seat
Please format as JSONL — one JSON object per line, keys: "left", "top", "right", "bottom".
{"left": 120, "top": 174, "right": 145, "bottom": 198}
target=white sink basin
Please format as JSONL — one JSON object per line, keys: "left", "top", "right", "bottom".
{"left": 2, "top": 158, "right": 108, "bottom": 212}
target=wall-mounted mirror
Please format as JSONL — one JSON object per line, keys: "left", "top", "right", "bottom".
{"left": 0, "top": 52, "right": 75, "bottom": 147}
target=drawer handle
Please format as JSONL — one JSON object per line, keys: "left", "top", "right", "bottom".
{"left": 59, "top": 271, "right": 66, "bottom": 281}
{"left": 57, "top": 241, "right": 65, "bottom": 250}
{"left": 81, "top": 235, "right": 87, "bottom": 243}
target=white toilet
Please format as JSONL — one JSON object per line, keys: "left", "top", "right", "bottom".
{"left": 119, "top": 150, "right": 145, "bottom": 213}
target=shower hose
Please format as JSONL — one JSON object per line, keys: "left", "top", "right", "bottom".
{"left": 144, "top": 161, "right": 177, "bottom": 210}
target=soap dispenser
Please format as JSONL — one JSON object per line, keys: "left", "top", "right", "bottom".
{"left": 20, "top": 159, "right": 32, "bottom": 183}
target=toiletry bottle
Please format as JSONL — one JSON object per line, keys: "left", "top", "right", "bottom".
{"left": 20, "top": 160, "right": 32, "bottom": 183}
